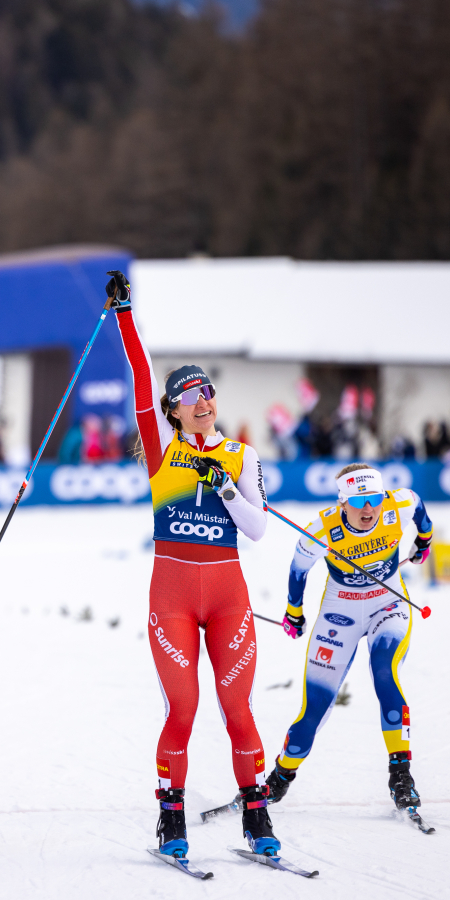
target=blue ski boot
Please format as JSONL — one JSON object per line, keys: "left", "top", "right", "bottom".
{"left": 266, "top": 757, "right": 297, "bottom": 804}
{"left": 240, "top": 784, "right": 281, "bottom": 856}
{"left": 156, "top": 788, "right": 189, "bottom": 857}
{"left": 389, "top": 752, "right": 421, "bottom": 809}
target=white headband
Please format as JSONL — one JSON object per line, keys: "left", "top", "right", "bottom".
{"left": 336, "top": 468, "right": 384, "bottom": 502}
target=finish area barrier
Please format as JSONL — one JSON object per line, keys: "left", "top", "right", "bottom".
{"left": 0, "top": 460, "right": 450, "bottom": 507}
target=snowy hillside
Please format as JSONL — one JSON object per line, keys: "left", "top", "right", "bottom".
{"left": 0, "top": 502, "right": 448, "bottom": 899}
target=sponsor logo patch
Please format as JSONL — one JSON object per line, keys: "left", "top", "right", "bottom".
{"left": 225, "top": 441, "right": 242, "bottom": 453}
{"left": 316, "top": 646, "right": 333, "bottom": 664}
{"left": 338, "top": 588, "right": 388, "bottom": 601}
{"left": 324, "top": 507, "right": 336, "bottom": 517}
{"left": 316, "top": 634, "right": 343, "bottom": 648}
{"left": 371, "top": 610, "right": 408, "bottom": 634}
{"left": 254, "top": 753, "right": 265, "bottom": 771}
{"left": 221, "top": 641, "right": 256, "bottom": 687}
{"left": 154, "top": 625, "right": 190, "bottom": 667}
{"left": 157, "top": 757, "right": 171, "bottom": 776}
{"left": 324, "top": 612, "right": 355, "bottom": 627}
{"left": 330, "top": 525, "right": 344, "bottom": 542}
{"left": 402, "top": 705, "right": 410, "bottom": 741}
{"left": 229, "top": 609, "right": 252, "bottom": 650}
{"left": 173, "top": 372, "right": 204, "bottom": 390}
{"left": 383, "top": 510, "right": 397, "bottom": 525}
{"left": 169, "top": 521, "right": 224, "bottom": 541}
{"left": 347, "top": 477, "right": 355, "bottom": 487}
{"left": 328, "top": 629, "right": 338, "bottom": 638}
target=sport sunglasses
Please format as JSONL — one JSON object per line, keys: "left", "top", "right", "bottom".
{"left": 173, "top": 384, "right": 216, "bottom": 406}
{"left": 344, "top": 493, "right": 384, "bottom": 509}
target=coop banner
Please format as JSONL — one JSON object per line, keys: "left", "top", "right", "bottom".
{"left": 0, "top": 460, "right": 449, "bottom": 507}
{"left": 0, "top": 463, "right": 151, "bottom": 507}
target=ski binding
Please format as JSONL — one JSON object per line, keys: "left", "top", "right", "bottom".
{"left": 229, "top": 847, "right": 319, "bottom": 878}
{"left": 147, "top": 847, "right": 214, "bottom": 879}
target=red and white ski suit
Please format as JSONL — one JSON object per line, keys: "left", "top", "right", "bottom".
{"left": 116, "top": 309, "right": 268, "bottom": 789}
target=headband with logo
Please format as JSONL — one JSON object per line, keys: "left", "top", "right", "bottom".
{"left": 336, "top": 468, "right": 384, "bottom": 502}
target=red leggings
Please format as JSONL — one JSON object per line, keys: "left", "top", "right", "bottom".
{"left": 149, "top": 553, "right": 265, "bottom": 789}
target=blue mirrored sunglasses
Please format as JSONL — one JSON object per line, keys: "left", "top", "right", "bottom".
{"left": 346, "top": 493, "right": 384, "bottom": 509}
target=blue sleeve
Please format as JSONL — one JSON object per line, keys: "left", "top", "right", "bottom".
{"left": 412, "top": 492, "right": 433, "bottom": 537}
{"left": 287, "top": 563, "right": 308, "bottom": 609}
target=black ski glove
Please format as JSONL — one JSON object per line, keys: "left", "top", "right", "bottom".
{"left": 106, "top": 270, "right": 131, "bottom": 311}
{"left": 190, "top": 456, "right": 227, "bottom": 491}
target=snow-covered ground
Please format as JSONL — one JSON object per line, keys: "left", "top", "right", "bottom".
{"left": 0, "top": 501, "right": 448, "bottom": 899}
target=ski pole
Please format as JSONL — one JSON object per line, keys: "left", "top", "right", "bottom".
{"left": 253, "top": 612, "right": 283, "bottom": 626}
{"left": 0, "top": 292, "right": 116, "bottom": 547}
{"left": 254, "top": 561, "right": 410, "bottom": 629}
{"left": 254, "top": 564, "right": 409, "bottom": 629}
{"left": 264, "top": 505, "right": 431, "bottom": 619}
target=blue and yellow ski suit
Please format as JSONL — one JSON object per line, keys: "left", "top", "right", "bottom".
{"left": 278, "top": 489, "right": 433, "bottom": 769}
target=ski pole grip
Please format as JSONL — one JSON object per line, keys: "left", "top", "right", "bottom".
{"left": 103, "top": 286, "right": 118, "bottom": 311}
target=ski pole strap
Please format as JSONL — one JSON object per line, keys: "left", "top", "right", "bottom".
{"left": 264, "top": 505, "right": 431, "bottom": 619}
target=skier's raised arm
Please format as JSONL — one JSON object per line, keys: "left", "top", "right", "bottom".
{"left": 106, "top": 271, "right": 173, "bottom": 478}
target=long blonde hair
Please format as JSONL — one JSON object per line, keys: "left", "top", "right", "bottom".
{"left": 133, "top": 370, "right": 181, "bottom": 467}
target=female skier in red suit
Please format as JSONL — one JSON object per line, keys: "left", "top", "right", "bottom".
{"left": 106, "top": 270, "right": 280, "bottom": 859}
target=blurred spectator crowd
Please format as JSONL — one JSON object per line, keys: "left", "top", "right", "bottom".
{"left": 40, "top": 388, "right": 450, "bottom": 467}
{"left": 266, "top": 380, "right": 450, "bottom": 463}
{"left": 59, "top": 415, "right": 128, "bottom": 465}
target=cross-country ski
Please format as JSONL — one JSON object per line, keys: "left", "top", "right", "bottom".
{"left": 229, "top": 847, "right": 319, "bottom": 878}
{"left": 405, "top": 809, "right": 436, "bottom": 835}
{"left": 147, "top": 847, "right": 214, "bottom": 879}
{"left": 200, "top": 796, "right": 242, "bottom": 822}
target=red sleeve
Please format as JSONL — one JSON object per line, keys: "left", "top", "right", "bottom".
{"left": 116, "top": 309, "right": 173, "bottom": 479}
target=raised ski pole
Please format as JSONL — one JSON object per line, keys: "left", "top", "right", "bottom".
{"left": 0, "top": 292, "right": 116, "bottom": 548}
{"left": 264, "top": 505, "right": 431, "bottom": 619}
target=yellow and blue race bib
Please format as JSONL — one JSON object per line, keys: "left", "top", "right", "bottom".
{"left": 319, "top": 492, "right": 404, "bottom": 587}
{"left": 150, "top": 433, "right": 245, "bottom": 548}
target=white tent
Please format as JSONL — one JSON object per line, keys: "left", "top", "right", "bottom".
{"left": 131, "top": 258, "right": 450, "bottom": 364}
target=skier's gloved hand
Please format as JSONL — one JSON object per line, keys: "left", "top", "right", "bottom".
{"left": 106, "top": 270, "right": 131, "bottom": 311}
{"left": 190, "top": 455, "right": 228, "bottom": 491}
{"left": 408, "top": 534, "right": 432, "bottom": 565}
{"left": 283, "top": 609, "right": 307, "bottom": 639}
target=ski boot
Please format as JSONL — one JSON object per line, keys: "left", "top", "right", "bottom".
{"left": 156, "top": 787, "right": 189, "bottom": 857}
{"left": 266, "top": 757, "right": 297, "bottom": 804}
{"left": 240, "top": 784, "right": 281, "bottom": 856}
{"left": 389, "top": 752, "right": 421, "bottom": 809}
